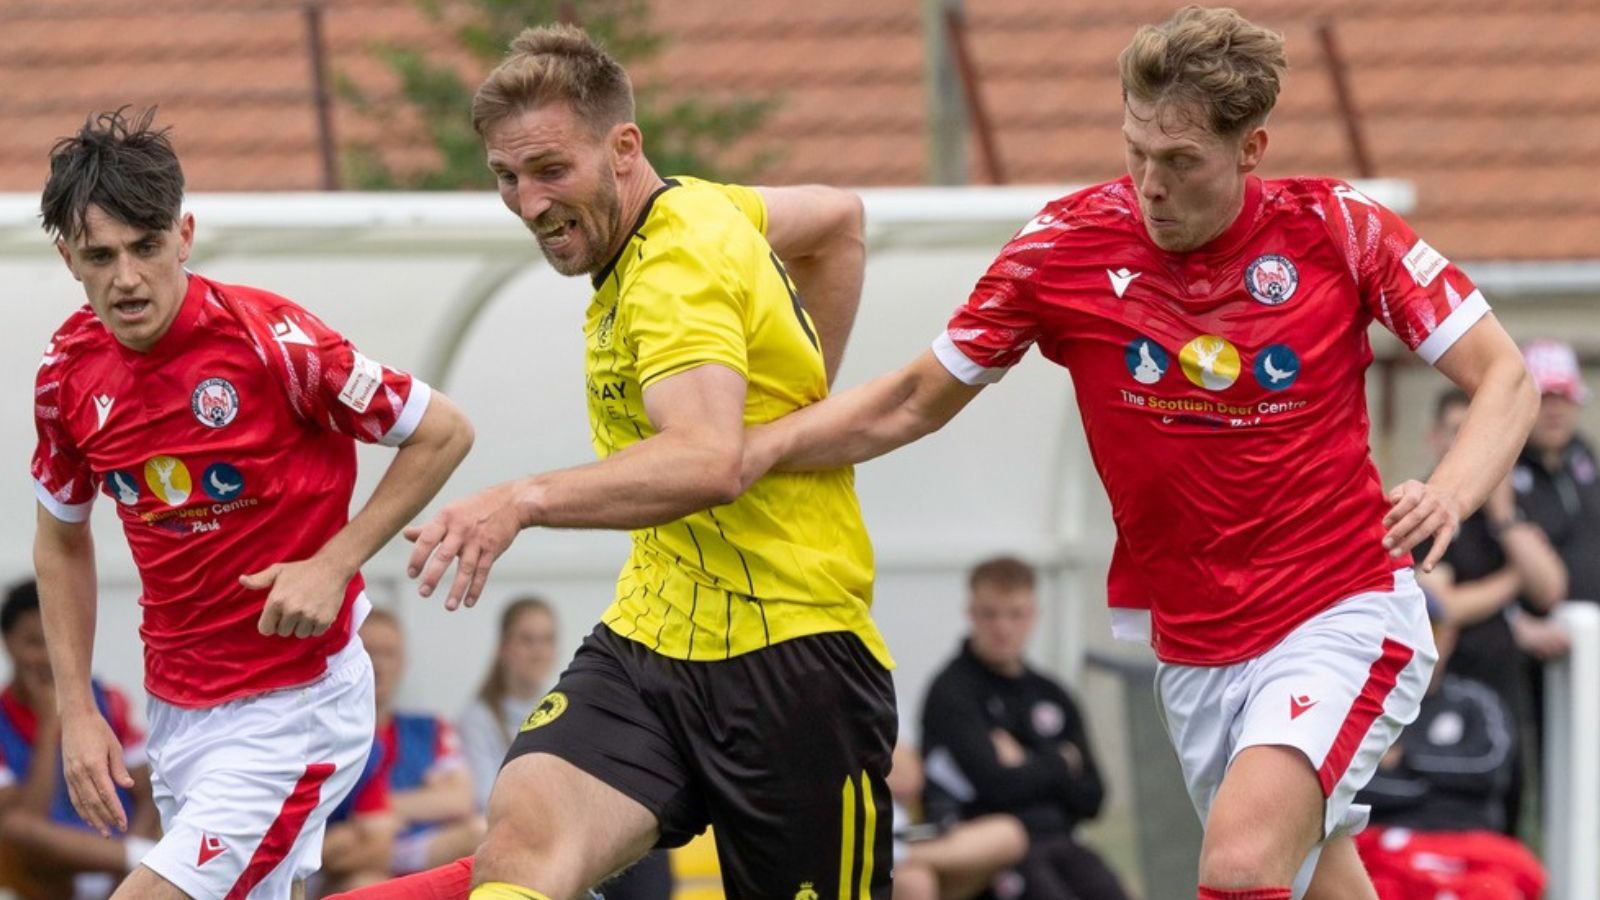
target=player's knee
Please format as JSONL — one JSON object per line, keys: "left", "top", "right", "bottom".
{"left": 1198, "top": 831, "right": 1290, "bottom": 888}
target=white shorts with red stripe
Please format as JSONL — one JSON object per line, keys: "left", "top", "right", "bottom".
{"left": 142, "top": 635, "right": 375, "bottom": 899}
{"left": 1155, "top": 569, "right": 1436, "bottom": 892}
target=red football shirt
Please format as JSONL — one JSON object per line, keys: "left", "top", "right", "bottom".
{"left": 33, "top": 273, "right": 431, "bottom": 706}
{"left": 936, "top": 176, "right": 1487, "bottom": 665}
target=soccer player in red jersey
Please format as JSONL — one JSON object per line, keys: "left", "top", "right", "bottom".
{"left": 32, "top": 108, "right": 473, "bottom": 900}
{"left": 744, "top": 8, "right": 1538, "bottom": 900}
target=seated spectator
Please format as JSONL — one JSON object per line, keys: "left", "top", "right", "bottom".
{"left": 921, "top": 557, "right": 1130, "bottom": 900}
{"left": 0, "top": 579, "right": 157, "bottom": 900}
{"left": 455, "top": 597, "right": 557, "bottom": 814}
{"left": 318, "top": 732, "right": 398, "bottom": 896}
{"left": 888, "top": 741, "right": 1028, "bottom": 900}
{"left": 362, "top": 609, "right": 485, "bottom": 877}
{"left": 1417, "top": 387, "right": 1567, "bottom": 834}
{"left": 1354, "top": 597, "right": 1545, "bottom": 899}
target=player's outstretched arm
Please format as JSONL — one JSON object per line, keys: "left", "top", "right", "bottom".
{"left": 247, "top": 392, "right": 474, "bottom": 639}
{"left": 407, "top": 363, "right": 747, "bottom": 610}
{"left": 1386, "top": 315, "right": 1537, "bottom": 571}
{"left": 744, "top": 349, "right": 982, "bottom": 486}
{"left": 32, "top": 507, "right": 130, "bottom": 837}
{"left": 757, "top": 185, "right": 866, "bottom": 385}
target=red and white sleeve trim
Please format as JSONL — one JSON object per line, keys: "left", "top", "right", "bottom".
{"left": 34, "top": 479, "right": 92, "bottom": 523}
{"left": 1416, "top": 289, "right": 1490, "bottom": 366}
{"left": 931, "top": 333, "right": 1010, "bottom": 385}
{"left": 378, "top": 380, "right": 433, "bottom": 448}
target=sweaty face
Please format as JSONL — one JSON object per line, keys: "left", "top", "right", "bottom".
{"left": 58, "top": 205, "right": 193, "bottom": 351}
{"left": 501, "top": 607, "right": 557, "bottom": 697}
{"left": 486, "top": 103, "right": 624, "bottom": 277}
{"left": 360, "top": 617, "right": 405, "bottom": 713}
{"left": 967, "top": 585, "right": 1037, "bottom": 673}
{"left": 1123, "top": 97, "right": 1260, "bottom": 253}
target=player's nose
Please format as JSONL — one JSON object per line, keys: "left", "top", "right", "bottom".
{"left": 111, "top": 253, "right": 140, "bottom": 291}
{"left": 516, "top": 180, "right": 554, "bottom": 222}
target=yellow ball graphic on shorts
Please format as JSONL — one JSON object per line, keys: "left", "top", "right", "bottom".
{"left": 1179, "top": 335, "right": 1241, "bottom": 391}
{"left": 520, "top": 691, "right": 569, "bottom": 732}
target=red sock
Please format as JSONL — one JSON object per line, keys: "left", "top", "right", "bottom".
{"left": 325, "top": 856, "right": 475, "bottom": 899}
{"left": 1197, "top": 888, "right": 1292, "bottom": 900}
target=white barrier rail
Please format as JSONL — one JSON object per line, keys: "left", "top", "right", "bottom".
{"left": 1545, "top": 601, "right": 1600, "bottom": 900}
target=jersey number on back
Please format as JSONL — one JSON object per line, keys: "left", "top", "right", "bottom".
{"left": 769, "top": 250, "right": 819, "bottom": 351}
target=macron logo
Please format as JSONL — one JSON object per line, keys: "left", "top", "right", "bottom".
{"left": 93, "top": 394, "right": 115, "bottom": 431}
{"left": 197, "top": 833, "right": 226, "bottom": 867}
{"left": 271, "top": 318, "right": 315, "bottom": 347}
{"left": 1289, "top": 694, "right": 1318, "bottom": 720}
{"left": 1107, "top": 267, "right": 1141, "bottom": 299}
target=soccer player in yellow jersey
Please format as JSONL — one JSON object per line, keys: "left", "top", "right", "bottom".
{"left": 395, "top": 23, "right": 896, "bottom": 900}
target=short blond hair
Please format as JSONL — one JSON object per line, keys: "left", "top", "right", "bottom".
{"left": 471, "top": 24, "right": 635, "bottom": 138}
{"left": 1118, "top": 6, "right": 1287, "bottom": 136}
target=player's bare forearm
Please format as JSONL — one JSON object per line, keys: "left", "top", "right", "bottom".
{"left": 753, "top": 350, "right": 982, "bottom": 476}
{"left": 31, "top": 508, "right": 99, "bottom": 717}
{"left": 1387, "top": 316, "right": 1536, "bottom": 569}
{"left": 758, "top": 185, "right": 866, "bottom": 384}
{"left": 319, "top": 392, "right": 475, "bottom": 575}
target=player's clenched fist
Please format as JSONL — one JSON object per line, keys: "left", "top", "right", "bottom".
{"left": 405, "top": 483, "right": 524, "bottom": 611}
{"left": 244, "top": 557, "right": 351, "bottom": 638}
{"left": 1382, "top": 479, "right": 1463, "bottom": 573}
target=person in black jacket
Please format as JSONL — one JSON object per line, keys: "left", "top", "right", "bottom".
{"left": 920, "top": 557, "right": 1130, "bottom": 900}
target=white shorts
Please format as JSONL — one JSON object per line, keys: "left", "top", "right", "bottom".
{"left": 142, "top": 636, "right": 375, "bottom": 899}
{"left": 1155, "top": 569, "right": 1436, "bottom": 895}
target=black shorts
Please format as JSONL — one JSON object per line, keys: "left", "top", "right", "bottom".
{"left": 507, "top": 623, "right": 897, "bottom": 899}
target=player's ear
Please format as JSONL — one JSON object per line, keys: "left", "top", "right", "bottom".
{"left": 1238, "top": 126, "right": 1268, "bottom": 174}
{"left": 176, "top": 213, "right": 196, "bottom": 265}
{"left": 610, "top": 122, "right": 643, "bottom": 176}
{"left": 55, "top": 239, "right": 82, "bottom": 282}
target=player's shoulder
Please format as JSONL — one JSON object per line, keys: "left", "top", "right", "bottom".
{"left": 1263, "top": 176, "right": 1394, "bottom": 221}
{"left": 199, "top": 276, "right": 312, "bottom": 324}
{"left": 1001, "top": 177, "right": 1144, "bottom": 256}
{"left": 647, "top": 176, "right": 764, "bottom": 252}
{"left": 39, "top": 305, "right": 111, "bottom": 374}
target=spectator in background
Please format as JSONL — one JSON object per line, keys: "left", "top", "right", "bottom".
{"left": 1353, "top": 596, "right": 1545, "bottom": 899}
{"left": 887, "top": 741, "right": 1028, "bottom": 900}
{"left": 454, "top": 597, "right": 557, "bottom": 814}
{"left": 1514, "top": 339, "right": 1600, "bottom": 603}
{"left": 0, "top": 579, "right": 157, "bottom": 900}
{"left": 1417, "top": 388, "right": 1566, "bottom": 834}
{"left": 921, "top": 558, "right": 1130, "bottom": 900}
{"left": 318, "top": 734, "right": 398, "bottom": 896}
{"left": 361, "top": 610, "right": 484, "bottom": 877}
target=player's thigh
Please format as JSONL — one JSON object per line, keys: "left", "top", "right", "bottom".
{"left": 1200, "top": 744, "right": 1325, "bottom": 884}
{"left": 689, "top": 632, "right": 897, "bottom": 899}
{"left": 478, "top": 751, "right": 658, "bottom": 891}
{"left": 112, "top": 864, "right": 198, "bottom": 900}
{"left": 1302, "top": 835, "right": 1377, "bottom": 900}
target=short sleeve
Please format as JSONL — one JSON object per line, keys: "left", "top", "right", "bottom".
{"left": 624, "top": 243, "right": 749, "bottom": 389}
{"left": 711, "top": 182, "right": 768, "bottom": 235}
{"left": 32, "top": 343, "right": 95, "bottom": 522}
{"left": 931, "top": 218, "right": 1047, "bottom": 385}
{"left": 246, "top": 303, "right": 432, "bottom": 447}
{"left": 1327, "top": 182, "right": 1489, "bottom": 365}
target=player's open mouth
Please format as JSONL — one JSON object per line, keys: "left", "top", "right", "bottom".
{"left": 536, "top": 219, "right": 579, "bottom": 250}
{"left": 112, "top": 298, "right": 151, "bottom": 318}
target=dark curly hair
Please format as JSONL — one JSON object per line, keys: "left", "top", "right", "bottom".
{"left": 40, "top": 106, "right": 185, "bottom": 243}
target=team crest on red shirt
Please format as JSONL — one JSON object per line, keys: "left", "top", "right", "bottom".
{"left": 1244, "top": 254, "right": 1299, "bottom": 306}
{"left": 191, "top": 378, "right": 239, "bottom": 428}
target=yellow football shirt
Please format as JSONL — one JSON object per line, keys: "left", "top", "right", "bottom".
{"left": 586, "top": 176, "right": 890, "bottom": 668}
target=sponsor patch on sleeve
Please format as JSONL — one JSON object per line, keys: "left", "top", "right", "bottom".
{"left": 338, "top": 352, "right": 384, "bottom": 413}
{"left": 1402, "top": 239, "right": 1448, "bottom": 288}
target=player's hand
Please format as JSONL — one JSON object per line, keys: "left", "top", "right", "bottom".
{"left": 244, "top": 557, "right": 350, "bottom": 639}
{"left": 1383, "top": 480, "right": 1461, "bottom": 572}
{"left": 59, "top": 709, "right": 133, "bottom": 837}
{"left": 403, "top": 483, "right": 523, "bottom": 610}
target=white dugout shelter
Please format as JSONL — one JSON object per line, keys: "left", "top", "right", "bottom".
{"left": 0, "top": 182, "right": 1595, "bottom": 897}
